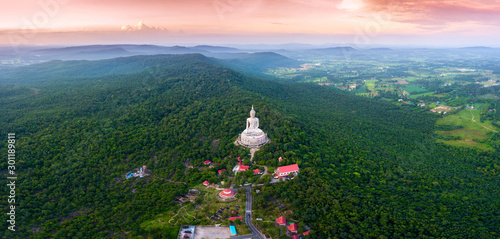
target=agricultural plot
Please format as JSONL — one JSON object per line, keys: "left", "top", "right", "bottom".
{"left": 410, "top": 91, "right": 434, "bottom": 99}
{"left": 402, "top": 85, "right": 429, "bottom": 94}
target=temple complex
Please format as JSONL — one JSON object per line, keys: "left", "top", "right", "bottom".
{"left": 235, "top": 106, "right": 270, "bottom": 148}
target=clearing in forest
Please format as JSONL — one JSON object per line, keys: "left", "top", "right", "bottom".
{"left": 435, "top": 109, "right": 498, "bottom": 150}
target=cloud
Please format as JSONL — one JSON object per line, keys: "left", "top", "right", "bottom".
{"left": 363, "top": 0, "right": 500, "bottom": 27}
{"left": 121, "top": 20, "right": 166, "bottom": 31}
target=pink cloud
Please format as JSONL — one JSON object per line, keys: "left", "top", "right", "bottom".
{"left": 121, "top": 21, "right": 166, "bottom": 31}
{"left": 364, "top": 0, "right": 500, "bottom": 27}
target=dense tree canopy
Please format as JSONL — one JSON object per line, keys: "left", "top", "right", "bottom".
{"left": 0, "top": 54, "right": 498, "bottom": 238}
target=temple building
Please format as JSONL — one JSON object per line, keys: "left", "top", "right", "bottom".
{"left": 236, "top": 106, "right": 270, "bottom": 148}
{"left": 274, "top": 164, "right": 300, "bottom": 178}
{"left": 219, "top": 189, "right": 236, "bottom": 199}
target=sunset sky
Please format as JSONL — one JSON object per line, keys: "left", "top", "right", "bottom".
{"left": 1, "top": 0, "right": 500, "bottom": 47}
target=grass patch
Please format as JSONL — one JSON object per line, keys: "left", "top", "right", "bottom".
{"left": 436, "top": 139, "right": 492, "bottom": 151}
{"left": 409, "top": 91, "right": 434, "bottom": 99}
{"left": 435, "top": 109, "right": 498, "bottom": 150}
{"left": 403, "top": 85, "right": 428, "bottom": 94}
{"left": 478, "top": 94, "right": 499, "bottom": 100}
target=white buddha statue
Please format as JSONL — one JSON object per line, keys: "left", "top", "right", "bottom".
{"left": 245, "top": 106, "right": 262, "bottom": 135}
{"left": 236, "top": 105, "right": 270, "bottom": 148}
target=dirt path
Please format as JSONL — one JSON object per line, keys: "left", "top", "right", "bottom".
{"left": 183, "top": 207, "right": 196, "bottom": 218}
{"left": 168, "top": 204, "right": 188, "bottom": 223}
{"left": 256, "top": 165, "right": 268, "bottom": 179}
{"left": 250, "top": 148, "right": 259, "bottom": 161}
{"left": 469, "top": 110, "right": 498, "bottom": 133}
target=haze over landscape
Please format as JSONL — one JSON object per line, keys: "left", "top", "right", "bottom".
{"left": 1, "top": 1, "right": 500, "bottom": 239}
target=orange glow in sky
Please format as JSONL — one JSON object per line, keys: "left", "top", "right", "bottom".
{"left": 1, "top": 0, "right": 500, "bottom": 46}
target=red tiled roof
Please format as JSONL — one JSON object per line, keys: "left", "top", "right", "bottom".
{"left": 239, "top": 165, "right": 249, "bottom": 171}
{"left": 218, "top": 169, "right": 226, "bottom": 174}
{"left": 276, "top": 216, "right": 287, "bottom": 225}
{"left": 288, "top": 223, "right": 298, "bottom": 232}
{"left": 253, "top": 169, "right": 261, "bottom": 174}
{"left": 229, "top": 216, "right": 242, "bottom": 221}
{"left": 277, "top": 164, "right": 299, "bottom": 174}
{"left": 204, "top": 160, "right": 211, "bottom": 165}
{"left": 203, "top": 180, "right": 209, "bottom": 186}
{"left": 220, "top": 189, "right": 235, "bottom": 197}
{"left": 303, "top": 230, "right": 310, "bottom": 236}
{"left": 236, "top": 157, "right": 241, "bottom": 160}
{"left": 291, "top": 235, "right": 300, "bottom": 239}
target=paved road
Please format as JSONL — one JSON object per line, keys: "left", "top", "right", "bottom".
{"left": 232, "top": 186, "right": 265, "bottom": 239}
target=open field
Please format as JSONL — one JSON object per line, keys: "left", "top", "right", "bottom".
{"left": 436, "top": 139, "right": 492, "bottom": 151}
{"left": 410, "top": 91, "right": 434, "bottom": 99}
{"left": 435, "top": 109, "right": 498, "bottom": 150}
{"left": 403, "top": 85, "right": 429, "bottom": 94}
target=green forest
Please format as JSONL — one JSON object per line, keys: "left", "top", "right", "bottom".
{"left": 0, "top": 54, "right": 499, "bottom": 238}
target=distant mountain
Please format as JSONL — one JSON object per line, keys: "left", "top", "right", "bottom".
{"left": 459, "top": 46, "right": 493, "bottom": 50}
{"left": 31, "top": 44, "right": 211, "bottom": 60}
{"left": 191, "top": 45, "right": 241, "bottom": 52}
{"left": 313, "top": 46, "right": 357, "bottom": 52}
{"left": 215, "top": 52, "right": 302, "bottom": 76}
{"left": 367, "top": 47, "right": 392, "bottom": 51}
{"left": 0, "top": 52, "right": 300, "bottom": 83}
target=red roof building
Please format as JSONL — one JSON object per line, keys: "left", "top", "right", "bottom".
{"left": 203, "top": 160, "right": 211, "bottom": 165}
{"left": 303, "top": 230, "right": 310, "bottom": 236}
{"left": 275, "top": 216, "right": 287, "bottom": 226}
{"left": 219, "top": 189, "right": 235, "bottom": 199}
{"left": 274, "top": 164, "right": 299, "bottom": 178}
{"left": 229, "top": 216, "right": 242, "bottom": 221}
{"left": 203, "top": 180, "right": 209, "bottom": 186}
{"left": 291, "top": 235, "right": 300, "bottom": 239}
{"left": 239, "top": 165, "right": 249, "bottom": 171}
{"left": 253, "top": 169, "right": 261, "bottom": 174}
{"left": 218, "top": 169, "right": 226, "bottom": 174}
{"left": 288, "top": 223, "right": 298, "bottom": 232}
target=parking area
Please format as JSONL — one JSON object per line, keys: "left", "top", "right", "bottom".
{"left": 193, "top": 226, "right": 231, "bottom": 239}
{"left": 178, "top": 225, "right": 195, "bottom": 239}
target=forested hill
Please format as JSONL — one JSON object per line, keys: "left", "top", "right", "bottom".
{"left": 0, "top": 55, "right": 498, "bottom": 238}
{"left": 0, "top": 52, "right": 300, "bottom": 84}
{"left": 0, "top": 54, "right": 215, "bottom": 84}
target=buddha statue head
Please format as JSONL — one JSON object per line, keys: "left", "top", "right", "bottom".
{"left": 250, "top": 105, "right": 256, "bottom": 118}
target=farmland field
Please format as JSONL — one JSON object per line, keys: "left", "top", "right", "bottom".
{"left": 403, "top": 85, "right": 429, "bottom": 94}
